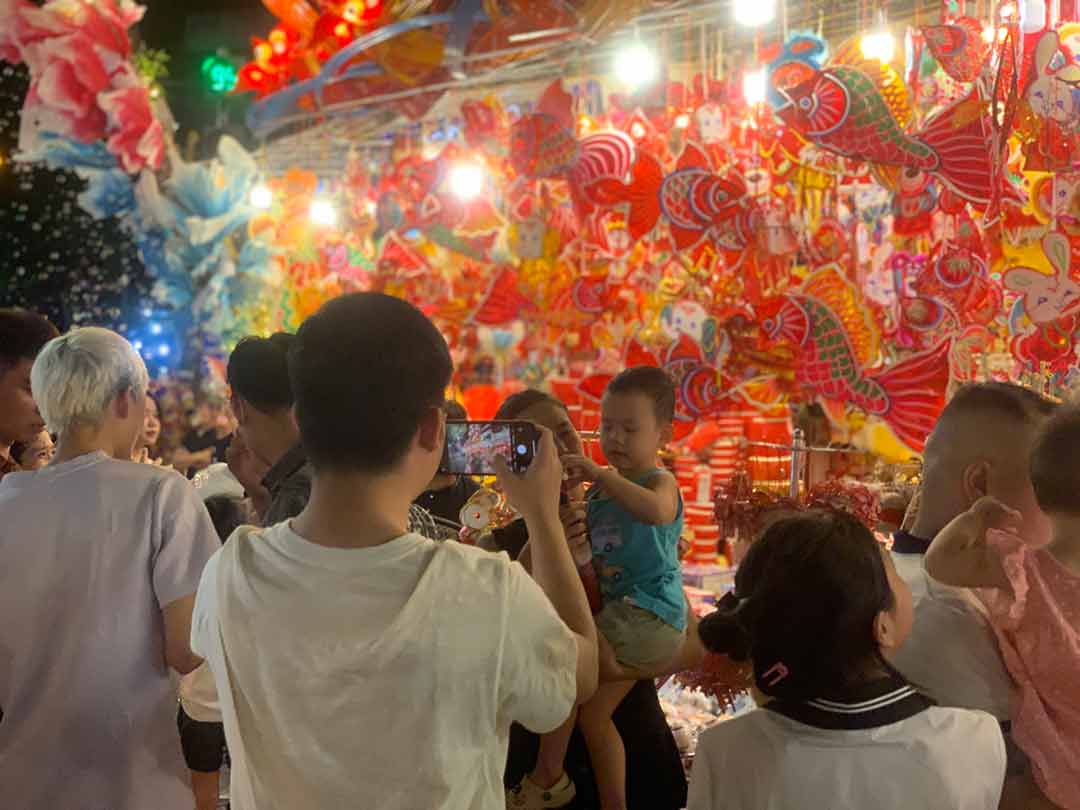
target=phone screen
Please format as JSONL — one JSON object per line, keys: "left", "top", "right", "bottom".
{"left": 442, "top": 420, "right": 538, "bottom": 475}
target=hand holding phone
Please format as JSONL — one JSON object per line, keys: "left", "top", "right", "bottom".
{"left": 494, "top": 427, "right": 562, "bottom": 525}
{"left": 441, "top": 420, "right": 542, "bottom": 476}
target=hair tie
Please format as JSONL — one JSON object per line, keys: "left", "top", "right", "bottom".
{"left": 761, "top": 661, "right": 790, "bottom": 687}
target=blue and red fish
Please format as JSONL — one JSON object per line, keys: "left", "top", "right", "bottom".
{"left": 591, "top": 143, "right": 763, "bottom": 252}
{"left": 776, "top": 65, "right": 997, "bottom": 205}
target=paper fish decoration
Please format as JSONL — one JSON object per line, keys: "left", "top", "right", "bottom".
{"left": 776, "top": 64, "right": 997, "bottom": 205}
{"left": 591, "top": 143, "right": 761, "bottom": 253}
{"left": 470, "top": 266, "right": 535, "bottom": 326}
{"left": 510, "top": 80, "right": 636, "bottom": 217}
{"left": 921, "top": 17, "right": 989, "bottom": 83}
{"left": 756, "top": 267, "right": 951, "bottom": 452}
{"left": 767, "top": 32, "right": 828, "bottom": 110}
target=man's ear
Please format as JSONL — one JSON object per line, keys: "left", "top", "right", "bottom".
{"left": 962, "top": 460, "right": 989, "bottom": 506}
{"left": 113, "top": 387, "right": 134, "bottom": 420}
{"left": 417, "top": 406, "right": 444, "bottom": 453}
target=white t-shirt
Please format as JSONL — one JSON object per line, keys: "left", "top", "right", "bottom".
{"left": 179, "top": 662, "right": 220, "bottom": 722}
{"left": 0, "top": 452, "right": 219, "bottom": 810}
{"left": 891, "top": 551, "right": 1012, "bottom": 720}
{"left": 192, "top": 523, "right": 577, "bottom": 810}
{"left": 688, "top": 703, "right": 1006, "bottom": 810}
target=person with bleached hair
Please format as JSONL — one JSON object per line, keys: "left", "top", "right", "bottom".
{"left": 0, "top": 327, "right": 220, "bottom": 810}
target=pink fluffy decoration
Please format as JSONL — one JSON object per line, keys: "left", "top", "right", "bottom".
{"left": 2, "top": 0, "right": 161, "bottom": 172}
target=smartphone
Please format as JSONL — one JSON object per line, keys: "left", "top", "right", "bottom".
{"left": 441, "top": 420, "right": 541, "bottom": 475}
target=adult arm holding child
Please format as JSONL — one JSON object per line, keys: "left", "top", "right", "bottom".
{"left": 496, "top": 429, "right": 600, "bottom": 704}
{"left": 925, "top": 496, "right": 1016, "bottom": 589}
{"left": 563, "top": 453, "right": 679, "bottom": 525}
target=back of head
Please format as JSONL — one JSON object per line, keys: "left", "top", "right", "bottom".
{"left": 919, "top": 382, "right": 1057, "bottom": 528}
{"left": 290, "top": 293, "right": 452, "bottom": 472}
{"left": 699, "top": 511, "right": 894, "bottom": 701}
{"left": 495, "top": 388, "right": 567, "bottom": 421}
{"left": 0, "top": 308, "right": 59, "bottom": 371}
{"left": 31, "top": 327, "right": 148, "bottom": 436}
{"left": 605, "top": 366, "right": 675, "bottom": 424}
{"left": 926, "top": 382, "right": 1056, "bottom": 464}
{"left": 227, "top": 333, "right": 296, "bottom": 414}
{"left": 1031, "top": 405, "right": 1080, "bottom": 517}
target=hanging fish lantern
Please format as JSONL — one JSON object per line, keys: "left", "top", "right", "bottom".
{"left": 920, "top": 17, "right": 989, "bottom": 83}
{"left": 776, "top": 62, "right": 998, "bottom": 205}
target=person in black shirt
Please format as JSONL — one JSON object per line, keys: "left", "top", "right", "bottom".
{"left": 494, "top": 389, "right": 688, "bottom": 810}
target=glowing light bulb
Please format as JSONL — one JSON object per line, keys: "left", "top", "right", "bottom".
{"left": 860, "top": 30, "right": 896, "bottom": 63}
{"left": 982, "top": 24, "right": 996, "bottom": 43}
{"left": 448, "top": 162, "right": 485, "bottom": 201}
{"left": 733, "top": 0, "right": 777, "bottom": 27}
{"left": 743, "top": 68, "right": 767, "bottom": 106}
{"left": 630, "top": 122, "right": 646, "bottom": 139}
{"left": 614, "top": 42, "right": 658, "bottom": 90}
{"left": 158, "top": 345, "right": 171, "bottom": 357}
{"left": 309, "top": 197, "right": 338, "bottom": 227}
{"left": 250, "top": 183, "right": 273, "bottom": 210}
{"left": 149, "top": 322, "right": 162, "bottom": 335}
{"left": 674, "top": 113, "right": 691, "bottom": 129}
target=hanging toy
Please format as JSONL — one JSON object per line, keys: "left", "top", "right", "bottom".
{"left": 458, "top": 488, "right": 509, "bottom": 545}
{"left": 509, "top": 80, "right": 636, "bottom": 220}
{"left": 590, "top": 143, "right": 761, "bottom": 253}
{"left": 1004, "top": 232, "right": 1080, "bottom": 371}
{"left": 920, "top": 16, "right": 989, "bottom": 84}
{"left": 776, "top": 62, "right": 999, "bottom": 205}
{"left": 755, "top": 266, "right": 951, "bottom": 452}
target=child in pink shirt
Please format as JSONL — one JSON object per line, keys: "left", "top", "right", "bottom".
{"left": 927, "top": 407, "right": 1080, "bottom": 810}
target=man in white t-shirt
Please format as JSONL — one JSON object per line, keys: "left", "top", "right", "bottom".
{"left": 892, "top": 382, "right": 1056, "bottom": 722}
{"left": 192, "top": 292, "right": 599, "bottom": 810}
{"left": 0, "top": 327, "right": 220, "bottom": 810}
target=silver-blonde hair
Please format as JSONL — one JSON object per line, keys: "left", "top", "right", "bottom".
{"left": 30, "top": 327, "right": 149, "bottom": 435}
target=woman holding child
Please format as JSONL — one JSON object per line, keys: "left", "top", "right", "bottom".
{"left": 494, "top": 381, "right": 697, "bottom": 810}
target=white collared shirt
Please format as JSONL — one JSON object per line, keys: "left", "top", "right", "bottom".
{"left": 688, "top": 696, "right": 1005, "bottom": 810}
{"left": 891, "top": 551, "right": 1013, "bottom": 720}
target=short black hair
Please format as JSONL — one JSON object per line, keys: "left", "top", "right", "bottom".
{"left": 227, "top": 333, "right": 296, "bottom": 414}
{"left": 0, "top": 308, "right": 59, "bottom": 371}
{"left": 605, "top": 366, "right": 675, "bottom": 424}
{"left": 942, "top": 382, "right": 1057, "bottom": 425}
{"left": 495, "top": 389, "right": 568, "bottom": 421}
{"left": 444, "top": 400, "right": 467, "bottom": 421}
{"left": 290, "top": 293, "right": 452, "bottom": 473}
{"left": 203, "top": 495, "right": 248, "bottom": 543}
{"left": 698, "top": 511, "right": 896, "bottom": 701}
{"left": 1031, "top": 405, "right": 1080, "bottom": 515}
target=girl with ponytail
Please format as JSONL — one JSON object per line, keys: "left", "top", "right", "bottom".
{"left": 688, "top": 511, "right": 1007, "bottom": 810}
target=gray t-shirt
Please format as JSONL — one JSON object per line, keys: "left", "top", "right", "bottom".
{"left": 0, "top": 452, "right": 219, "bottom": 810}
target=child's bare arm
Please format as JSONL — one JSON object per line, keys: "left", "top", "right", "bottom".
{"left": 925, "top": 497, "right": 1013, "bottom": 589}
{"left": 564, "top": 454, "right": 679, "bottom": 525}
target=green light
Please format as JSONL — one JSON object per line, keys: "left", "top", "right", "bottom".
{"left": 201, "top": 54, "right": 238, "bottom": 94}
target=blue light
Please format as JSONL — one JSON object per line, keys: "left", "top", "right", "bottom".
{"left": 158, "top": 345, "right": 171, "bottom": 357}
{"left": 133, "top": 340, "right": 143, "bottom": 350}
{"left": 149, "top": 323, "right": 162, "bottom": 335}
{"left": 141, "top": 308, "right": 153, "bottom": 318}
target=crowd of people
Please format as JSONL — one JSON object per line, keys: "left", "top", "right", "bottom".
{"left": 0, "top": 296, "right": 1077, "bottom": 810}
